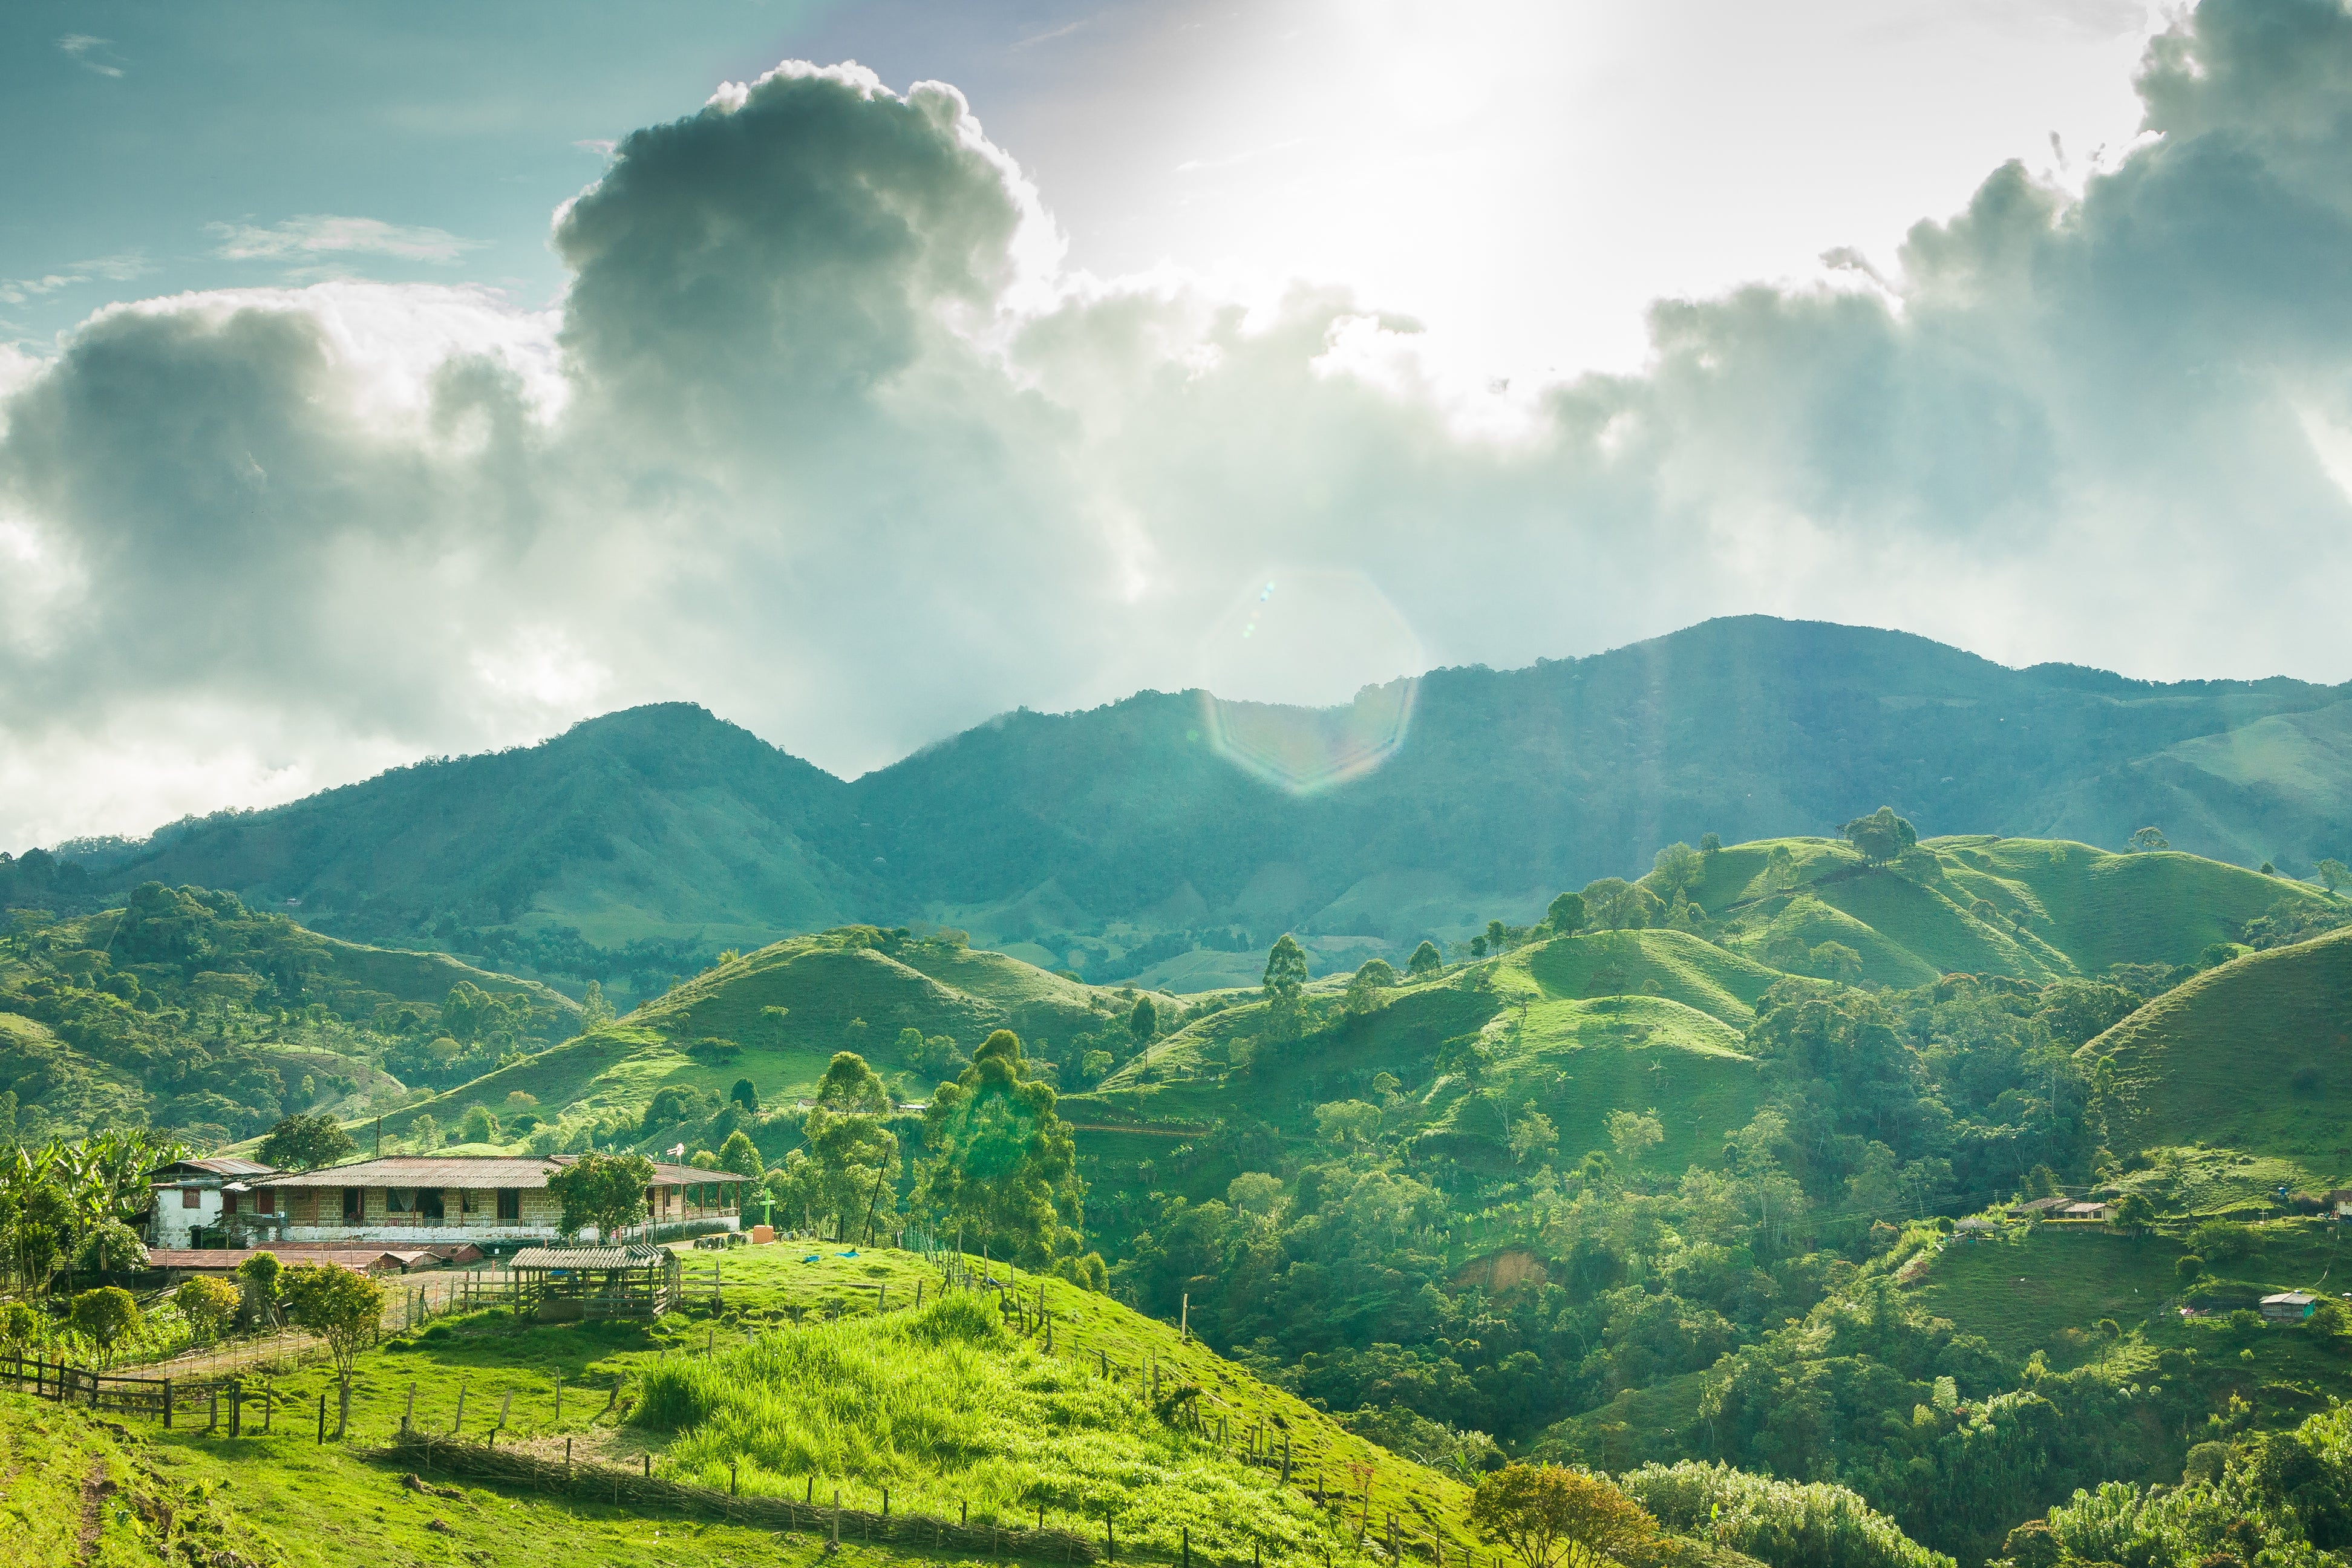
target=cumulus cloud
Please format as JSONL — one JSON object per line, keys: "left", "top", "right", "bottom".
{"left": 5, "top": 0, "right": 2352, "bottom": 848}
{"left": 208, "top": 215, "right": 481, "bottom": 264}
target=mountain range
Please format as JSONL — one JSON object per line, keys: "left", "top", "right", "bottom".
{"left": 8, "top": 614, "right": 2350, "bottom": 992}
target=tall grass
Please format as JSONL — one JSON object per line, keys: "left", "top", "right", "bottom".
{"left": 635, "top": 1291, "right": 1331, "bottom": 1558}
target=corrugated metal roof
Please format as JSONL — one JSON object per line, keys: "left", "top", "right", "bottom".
{"left": 511, "top": 1244, "right": 669, "bottom": 1270}
{"left": 255, "top": 1154, "right": 753, "bottom": 1188}
{"left": 146, "top": 1248, "right": 410, "bottom": 1273}
{"left": 154, "top": 1155, "right": 277, "bottom": 1182}
{"left": 258, "top": 1155, "right": 560, "bottom": 1188}
{"left": 650, "top": 1163, "right": 751, "bottom": 1184}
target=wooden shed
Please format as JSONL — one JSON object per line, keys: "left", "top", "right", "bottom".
{"left": 508, "top": 1243, "right": 681, "bottom": 1321}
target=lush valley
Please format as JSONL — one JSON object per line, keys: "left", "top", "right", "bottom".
{"left": 5, "top": 809, "right": 2352, "bottom": 1567}
{"left": 13, "top": 616, "right": 2352, "bottom": 995}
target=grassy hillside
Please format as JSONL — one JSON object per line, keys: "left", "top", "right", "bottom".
{"left": 42, "top": 1244, "right": 1485, "bottom": 1568}
{"left": 1684, "top": 834, "right": 2328, "bottom": 988}
{"left": 2079, "top": 924, "right": 2352, "bottom": 1162}
{"left": 386, "top": 929, "right": 1169, "bottom": 1148}
{"left": 0, "top": 1392, "right": 285, "bottom": 1566}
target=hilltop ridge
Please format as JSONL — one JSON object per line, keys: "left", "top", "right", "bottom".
{"left": 8, "top": 615, "right": 2350, "bottom": 992}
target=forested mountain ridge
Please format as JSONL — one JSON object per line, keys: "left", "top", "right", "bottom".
{"left": 9, "top": 615, "right": 2351, "bottom": 991}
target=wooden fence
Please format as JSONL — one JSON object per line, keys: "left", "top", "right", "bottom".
{"left": 0, "top": 1351, "right": 277, "bottom": 1431}
{"left": 374, "top": 1432, "right": 1103, "bottom": 1563}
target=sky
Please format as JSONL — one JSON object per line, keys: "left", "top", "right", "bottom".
{"left": 5, "top": 0, "right": 2352, "bottom": 850}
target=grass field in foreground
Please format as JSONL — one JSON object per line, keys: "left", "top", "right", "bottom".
{"left": 59, "top": 1243, "right": 1465, "bottom": 1568}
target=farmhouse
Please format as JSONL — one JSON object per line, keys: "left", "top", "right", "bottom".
{"left": 218, "top": 1154, "right": 749, "bottom": 1249}
{"left": 2261, "top": 1292, "right": 2318, "bottom": 1322}
{"left": 2057, "top": 1201, "right": 2113, "bottom": 1221}
{"left": 146, "top": 1155, "right": 280, "bottom": 1249}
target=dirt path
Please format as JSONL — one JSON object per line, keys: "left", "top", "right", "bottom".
{"left": 75, "top": 1457, "right": 112, "bottom": 1564}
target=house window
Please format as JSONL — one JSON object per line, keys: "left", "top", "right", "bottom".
{"left": 181, "top": 1187, "right": 201, "bottom": 1209}
{"left": 344, "top": 1187, "right": 363, "bottom": 1222}
{"left": 256, "top": 1189, "right": 276, "bottom": 1215}
{"left": 387, "top": 1187, "right": 414, "bottom": 1215}
{"left": 418, "top": 1189, "right": 445, "bottom": 1221}
{"left": 497, "top": 1189, "right": 520, "bottom": 1222}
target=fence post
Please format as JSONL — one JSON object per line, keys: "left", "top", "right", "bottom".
{"left": 163, "top": 1379, "right": 172, "bottom": 1430}
{"left": 317, "top": 1392, "right": 326, "bottom": 1445}
{"left": 554, "top": 1373, "right": 561, "bottom": 1426}
{"left": 263, "top": 1378, "right": 273, "bottom": 1434}
{"left": 452, "top": 1379, "right": 466, "bottom": 1434}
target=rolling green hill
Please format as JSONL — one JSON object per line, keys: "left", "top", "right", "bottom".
{"left": 19, "top": 616, "right": 2352, "bottom": 985}
{"left": 1680, "top": 834, "right": 2328, "bottom": 988}
{"left": 2077, "top": 924, "right": 2352, "bottom": 1165}
{"left": 384, "top": 927, "right": 1175, "bottom": 1147}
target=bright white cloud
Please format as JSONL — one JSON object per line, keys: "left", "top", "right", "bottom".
{"left": 3, "top": 0, "right": 2351, "bottom": 852}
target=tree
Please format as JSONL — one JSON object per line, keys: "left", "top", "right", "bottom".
{"left": 70, "top": 1286, "right": 142, "bottom": 1368}
{"left": 546, "top": 1151, "right": 656, "bottom": 1242}
{"left": 730, "top": 1077, "right": 759, "bottom": 1112}
{"left": 1344, "top": 959, "right": 1396, "bottom": 1015}
{"left": 281, "top": 1263, "right": 385, "bottom": 1433}
{"left": 258, "top": 1111, "right": 356, "bottom": 1172}
{"left": 407, "top": 1113, "right": 442, "bottom": 1152}
{"left": 1486, "top": 920, "right": 1512, "bottom": 955}
{"left": 1840, "top": 806, "right": 1918, "bottom": 865}
{"left": 2109, "top": 1191, "right": 2155, "bottom": 1233}
{"left": 2318, "top": 858, "right": 2349, "bottom": 895}
{"left": 1262, "top": 935, "right": 1308, "bottom": 1038}
{"left": 459, "top": 1103, "right": 500, "bottom": 1143}
{"left": 912, "top": 1031, "right": 1083, "bottom": 1270}
{"left": 1699, "top": 833, "right": 1722, "bottom": 854}
{"left": 1606, "top": 1109, "right": 1664, "bottom": 1168}
{"left": 719, "top": 1129, "right": 764, "bottom": 1181}
{"left": 0, "top": 1299, "right": 38, "bottom": 1356}
{"left": 2129, "top": 826, "right": 2170, "bottom": 853}
{"left": 581, "top": 980, "right": 616, "bottom": 1027}
{"left": 1545, "top": 893, "right": 1586, "bottom": 934}
{"left": 1649, "top": 842, "right": 1705, "bottom": 901}
{"left": 1128, "top": 995, "right": 1158, "bottom": 1046}
{"left": 1580, "top": 878, "right": 1661, "bottom": 932}
{"left": 1809, "top": 941, "right": 1864, "bottom": 983}
{"left": 235, "top": 1250, "right": 283, "bottom": 1321}
{"left": 74, "top": 1219, "right": 147, "bottom": 1275}
{"left": 175, "top": 1276, "right": 241, "bottom": 1347}
{"left": 1227, "top": 1172, "right": 1285, "bottom": 1219}
{"left": 1408, "top": 940, "right": 1444, "bottom": 979}
{"left": 1313, "top": 1099, "right": 1383, "bottom": 1146}
{"left": 815, "top": 1051, "right": 892, "bottom": 1114}
{"left": 1509, "top": 1105, "right": 1558, "bottom": 1166}
{"left": 1469, "top": 1463, "right": 1658, "bottom": 1568}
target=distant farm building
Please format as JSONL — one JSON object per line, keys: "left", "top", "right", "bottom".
{"left": 157, "top": 1154, "right": 749, "bottom": 1252}
{"left": 147, "top": 1155, "right": 279, "bottom": 1249}
{"left": 2261, "top": 1292, "right": 2319, "bottom": 1322}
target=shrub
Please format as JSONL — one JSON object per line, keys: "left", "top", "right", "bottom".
{"left": 1620, "top": 1460, "right": 1954, "bottom": 1568}
{"left": 69, "top": 1287, "right": 142, "bottom": 1368}
{"left": 175, "top": 1276, "right": 241, "bottom": 1346}
{"left": 2177, "top": 1255, "right": 2204, "bottom": 1282}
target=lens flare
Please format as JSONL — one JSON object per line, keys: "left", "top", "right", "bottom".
{"left": 1194, "top": 567, "right": 1423, "bottom": 795}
